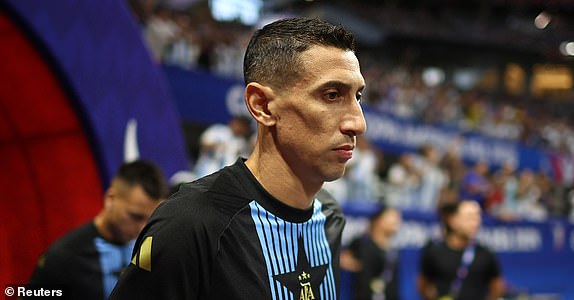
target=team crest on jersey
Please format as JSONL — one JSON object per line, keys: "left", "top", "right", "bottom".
{"left": 298, "top": 272, "right": 316, "bottom": 300}
{"left": 273, "top": 236, "right": 327, "bottom": 300}
{"left": 250, "top": 200, "right": 337, "bottom": 300}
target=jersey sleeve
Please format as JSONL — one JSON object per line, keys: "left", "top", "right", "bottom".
{"left": 109, "top": 195, "right": 214, "bottom": 300}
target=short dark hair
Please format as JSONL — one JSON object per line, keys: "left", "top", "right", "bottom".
{"left": 114, "top": 160, "right": 169, "bottom": 200}
{"left": 368, "top": 205, "right": 398, "bottom": 230}
{"left": 243, "top": 17, "right": 356, "bottom": 90}
{"left": 437, "top": 200, "right": 459, "bottom": 234}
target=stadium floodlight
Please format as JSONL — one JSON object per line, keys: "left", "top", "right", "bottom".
{"left": 559, "top": 41, "right": 574, "bottom": 56}
{"left": 534, "top": 11, "right": 551, "bottom": 29}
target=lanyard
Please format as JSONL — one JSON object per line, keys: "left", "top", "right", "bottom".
{"left": 371, "top": 247, "right": 397, "bottom": 300}
{"left": 381, "top": 248, "right": 397, "bottom": 283}
{"left": 448, "top": 241, "right": 476, "bottom": 299}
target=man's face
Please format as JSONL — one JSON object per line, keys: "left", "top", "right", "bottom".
{"left": 451, "top": 201, "right": 482, "bottom": 239}
{"left": 374, "top": 209, "right": 402, "bottom": 237}
{"left": 106, "top": 183, "right": 160, "bottom": 243}
{"left": 270, "top": 45, "right": 367, "bottom": 184}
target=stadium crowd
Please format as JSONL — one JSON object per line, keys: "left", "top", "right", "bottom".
{"left": 127, "top": 0, "right": 574, "bottom": 222}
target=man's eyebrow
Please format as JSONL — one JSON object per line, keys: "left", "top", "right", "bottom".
{"left": 316, "top": 80, "right": 365, "bottom": 91}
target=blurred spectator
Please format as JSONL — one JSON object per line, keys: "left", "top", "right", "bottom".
{"left": 162, "top": 12, "right": 201, "bottom": 69}
{"left": 536, "top": 172, "right": 559, "bottom": 217}
{"left": 385, "top": 152, "right": 421, "bottom": 209}
{"left": 490, "top": 168, "right": 547, "bottom": 222}
{"left": 514, "top": 170, "right": 547, "bottom": 221}
{"left": 28, "top": 160, "right": 169, "bottom": 300}
{"left": 212, "top": 30, "right": 248, "bottom": 78}
{"left": 412, "top": 144, "right": 449, "bottom": 212}
{"left": 459, "top": 160, "right": 491, "bottom": 209}
{"left": 143, "top": 5, "right": 179, "bottom": 61}
{"left": 487, "top": 161, "right": 519, "bottom": 221}
{"left": 569, "top": 189, "right": 574, "bottom": 222}
{"left": 341, "top": 207, "right": 403, "bottom": 300}
{"left": 440, "top": 137, "right": 466, "bottom": 191}
{"left": 346, "top": 135, "right": 382, "bottom": 202}
{"left": 192, "top": 115, "right": 253, "bottom": 178}
{"left": 417, "top": 200, "right": 505, "bottom": 300}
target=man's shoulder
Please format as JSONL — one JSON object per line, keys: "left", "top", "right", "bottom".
{"left": 316, "top": 188, "right": 343, "bottom": 215}
{"left": 475, "top": 242, "right": 498, "bottom": 258}
{"left": 153, "top": 167, "right": 254, "bottom": 230}
{"left": 48, "top": 222, "right": 96, "bottom": 251}
{"left": 420, "top": 237, "right": 445, "bottom": 253}
{"left": 38, "top": 222, "right": 97, "bottom": 263}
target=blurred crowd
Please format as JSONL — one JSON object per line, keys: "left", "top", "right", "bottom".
{"left": 126, "top": 0, "right": 574, "bottom": 222}
{"left": 128, "top": 0, "right": 248, "bottom": 78}
{"left": 325, "top": 141, "right": 563, "bottom": 223}
{"left": 340, "top": 0, "right": 574, "bottom": 56}
{"left": 358, "top": 62, "right": 574, "bottom": 156}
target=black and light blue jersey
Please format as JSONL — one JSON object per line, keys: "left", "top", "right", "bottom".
{"left": 111, "top": 159, "right": 345, "bottom": 300}
{"left": 28, "top": 222, "right": 134, "bottom": 300}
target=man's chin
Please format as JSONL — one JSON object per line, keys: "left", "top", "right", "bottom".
{"left": 323, "top": 170, "right": 346, "bottom": 182}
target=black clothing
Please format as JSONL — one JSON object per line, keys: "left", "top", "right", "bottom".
{"left": 348, "top": 235, "right": 400, "bottom": 300}
{"left": 419, "top": 240, "right": 501, "bottom": 300}
{"left": 110, "top": 159, "right": 345, "bottom": 300}
{"left": 28, "top": 222, "right": 134, "bottom": 300}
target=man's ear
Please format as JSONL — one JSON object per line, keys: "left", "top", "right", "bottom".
{"left": 244, "top": 82, "right": 276, "bottom": 127}
{"left": 103, "top": 186, "right": 115, "bottom": 210}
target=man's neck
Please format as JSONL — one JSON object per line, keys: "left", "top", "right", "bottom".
{"left": 445, "top": 232, "right": 471, "bottom": 250}
{"left": 245, "top": 146, "right": 320, "bottom": 210}
{"left": 372, "top": 232, "right": 390, "bottom": 249}
{"left": 94, "top": 212, "right": 115, "bottom": 242}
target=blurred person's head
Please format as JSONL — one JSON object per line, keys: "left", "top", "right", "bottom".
{"left": 419, "top": 144, "right": 440, "bottom": 164}
{"left": 501, "top": 160, "right": 516, "bottom": 176}
{"left": 518, "top": 169, "right": 535, "bottom": 187}
{"left": 474, "top": 160, "right": 489, "bottom": 176}
{"left": 95, "top": 160, "right": 168, "bottom": 244}
{"left": 439, "top": 200, "right": 482, "bottom": 241}
{"left": 399, "top": 152, "right": 413, "bottom": 167}
{"left": 369, "top": 206, "right": 402, "bottom": 240}
{"left": 229, "top": 115, "right": 252, "bottom": 138}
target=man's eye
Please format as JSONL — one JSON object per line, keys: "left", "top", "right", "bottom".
{"left": 325, "top": 92, "right": 339, "bottom": 101}
{"left": 356, "top": 92, "right": 363, "bottom": 103}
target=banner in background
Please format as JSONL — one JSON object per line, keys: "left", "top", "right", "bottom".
{"left": 342, "top": 203, "right": 574, "bottom": 299}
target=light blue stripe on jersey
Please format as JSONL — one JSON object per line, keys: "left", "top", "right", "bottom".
{"left": 94, "top": 237, "right": 135, "bottom": 300}
{"left": 249, "top": 200, "right": 336, "bottom": 300}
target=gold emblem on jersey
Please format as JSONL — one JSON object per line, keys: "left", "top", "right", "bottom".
{"left": 131, "top": 236, "right": 153, "bottom": 271}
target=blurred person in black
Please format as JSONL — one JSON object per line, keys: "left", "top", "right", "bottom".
{"left": 417, "top": 200, "right": 505, "bottom": 300}
{"left": 27, "top": 160, "right": 168, "bottom": 300}
{"left": 110, "top": 17, "right": 367, "bottom": 299}
{"left": 341, "top": 206, "right": 402, "bottom": 300}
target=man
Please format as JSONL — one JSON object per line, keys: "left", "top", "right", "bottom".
{"left": 110, "top": 17, "right": 367, "bottom": 299}
{"left": 417, "top": 200, "right": 505, "bottom": 300}
{"left": 28, "top": 160, "right": 168, "bottom": 300}
{"left": 341, "top": 206, "right": 403, "bottom": 300}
